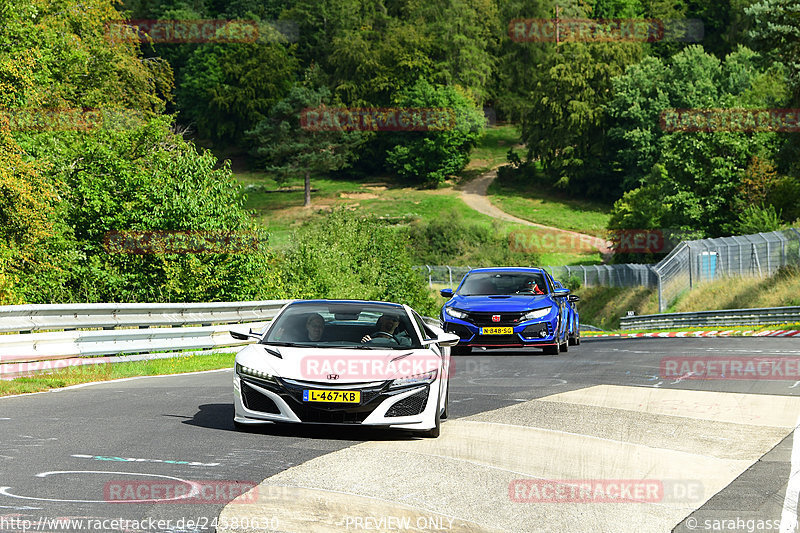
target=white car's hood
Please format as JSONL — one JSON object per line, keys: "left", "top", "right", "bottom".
{"left": 236, "top": 345, "right": 441, "bottom": 383}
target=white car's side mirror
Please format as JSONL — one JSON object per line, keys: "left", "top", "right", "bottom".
{"left": 436, "top": 332, "right": 461, "bottom": 347}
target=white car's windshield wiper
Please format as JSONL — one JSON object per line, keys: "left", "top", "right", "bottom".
{"left": 326, "top": 344, "right": 384, "bottom": 350}
{"left": 259, "top": 341, "right": 312, "bottom": 348}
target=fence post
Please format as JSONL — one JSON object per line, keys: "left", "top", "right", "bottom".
{"left": 447, "top": 266, "right": 452, "bottom": 286}
{"left": 426, "top": 265, "right": 432, "bottom": 288}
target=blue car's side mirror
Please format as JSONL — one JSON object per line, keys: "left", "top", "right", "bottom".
{"left": 440, "top": 288, "right": 454, "bottom": 298}
{"left": 553, "top": 288, "right": 570, "bottom": 298}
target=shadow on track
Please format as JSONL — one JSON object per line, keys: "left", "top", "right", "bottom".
{"left": 180, "top": 403, "right": 427, "bottom": 442}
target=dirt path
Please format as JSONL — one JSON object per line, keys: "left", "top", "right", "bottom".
{"left": 459, "top": 166, "right": 612, "bottom": 255}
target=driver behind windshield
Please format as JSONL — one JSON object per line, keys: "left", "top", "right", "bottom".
{"left": 304, "top": 313, "right": 326, "bottom": 342}
{"left": 361, "top": 314, "right": 411, "bottom": 346}
{"left": 518, "top": 277, "right": 545, "bottom": 295}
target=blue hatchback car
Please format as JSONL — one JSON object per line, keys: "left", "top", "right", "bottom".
{"left": 439, "top": 267, "right": 573, "bottom": 355}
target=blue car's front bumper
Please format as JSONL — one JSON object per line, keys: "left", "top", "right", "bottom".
{"left": 441, "top": 315, "right": 559, "bottom": 348}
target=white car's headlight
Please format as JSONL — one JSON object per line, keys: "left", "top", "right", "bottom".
{"left": 389, "top": 370, "right": 437, "bottom": 389}
{"left": 446, "top": 306, "right": 468, "bottom": 319}
{"left": 236, "top": 363, "right": 276, "bottom": 382}
{"left": 523, "top": 308, "right": 551, "bottom": 320}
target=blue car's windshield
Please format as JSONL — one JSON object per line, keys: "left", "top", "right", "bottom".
{"left": 458, "top": 272, "right": 548, "bottom": 296}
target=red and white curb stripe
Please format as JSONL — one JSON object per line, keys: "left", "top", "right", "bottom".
{"left": 584, "top": 329, "right": 800, "bottom": 339}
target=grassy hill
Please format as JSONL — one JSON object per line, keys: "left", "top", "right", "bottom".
{"left": 575, "top": 266, "right": 800, "bottom": 330}
{"left": 234, "top": 125, "right": 609, "bottom": 266}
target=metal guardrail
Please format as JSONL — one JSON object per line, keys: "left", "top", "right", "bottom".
{"left": 0, "top": 322, "right": 272, "bottom": 364}
{"left": 620, "top": 306, "right": 800, "bottom": 330}
{"left": 0, "top": 301, "right": 292, "bottom": 333}
{"left": 0, "top": 301, "right": 291, "bottom": 367}
{"left": 0, "top": 300, "right": 443, "bottom": 370}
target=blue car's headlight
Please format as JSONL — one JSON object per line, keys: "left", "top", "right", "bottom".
{"left": 445, "top": 306, "right": 468, "bottom": 319}
{"left": 522, "top": 308, "right": 551, "bottom": 320}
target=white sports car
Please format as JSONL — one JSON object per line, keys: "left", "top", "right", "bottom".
{"left": 231, "top": 300, "right": 459, "bottom": 438}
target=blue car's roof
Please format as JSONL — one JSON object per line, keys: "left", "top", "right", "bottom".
{"left": 467, "top": 267, "right": 547, "bottom": 274}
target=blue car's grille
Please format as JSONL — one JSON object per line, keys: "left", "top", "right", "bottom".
{"left": 472, "top": 335, "right": 522, "bottom": 345}
{"left": 445, "top": 323, "right": 473, "bottom": 339}
{"left": 464, "top": 311, "right": 527, "bottom": 326}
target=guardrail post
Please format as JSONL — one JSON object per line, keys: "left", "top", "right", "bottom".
{"left": 654, "top": 269, "right": 664, "bottom": 312}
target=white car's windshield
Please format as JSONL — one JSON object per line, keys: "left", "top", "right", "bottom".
{"left": 262, "top": 303, "right": 422, "bottom": 349}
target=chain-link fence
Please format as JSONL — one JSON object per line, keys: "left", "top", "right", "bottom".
{"left": 415, "top": 264, "right": 657, "bottom": 289}
{"left": 653, "top": 228, "right": 800, "bottom": 312}
{"left": 416, "top": 228, "right": 800, "bottom": 312}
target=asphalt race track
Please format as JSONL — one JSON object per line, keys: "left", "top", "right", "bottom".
{"left": 2, "top": 337, "right": 800, "bottom": 533}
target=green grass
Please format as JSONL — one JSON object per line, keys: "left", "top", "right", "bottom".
{"left": 459, "top": 123, "right": 522, "bottom": 179}
{"left": 0, "top": 352, "right": 235, "bottom": 397}
{"left": 487, "top": 179, "right": 612, "bottom": 238}
{"left": 583, "top": 322, "right": 800, "bottom": 335}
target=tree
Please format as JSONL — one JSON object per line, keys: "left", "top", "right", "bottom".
{"left": 247, "top": 83, "right": 362, "bottom": 207}
{"left": 605, "top": 45, "right": 790, "bottom": 238}
{"left": 178, "top": 42, "right": 299, "bottom": 143}
{"left": 384, "top": 79, "right": 485, "bottom": 187}
{"left": 520, "top": 40, "right": 643, "bottom": 198}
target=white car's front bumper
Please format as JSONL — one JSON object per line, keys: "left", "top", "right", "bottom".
{"left": 233, "top": 374, "right": 440, "bottom": 431}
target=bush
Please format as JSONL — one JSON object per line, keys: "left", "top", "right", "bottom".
{"left": 564, "top": 276, "right": 583, "bottom": 291}
{"left": 280, "top": 210, "right": 438, "bottom": 316}
{"left": 735, "top": 204, "right": 783, "bottom": 235}
{"left": 403, "top": 210, "right": 538, "bottom": 266}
